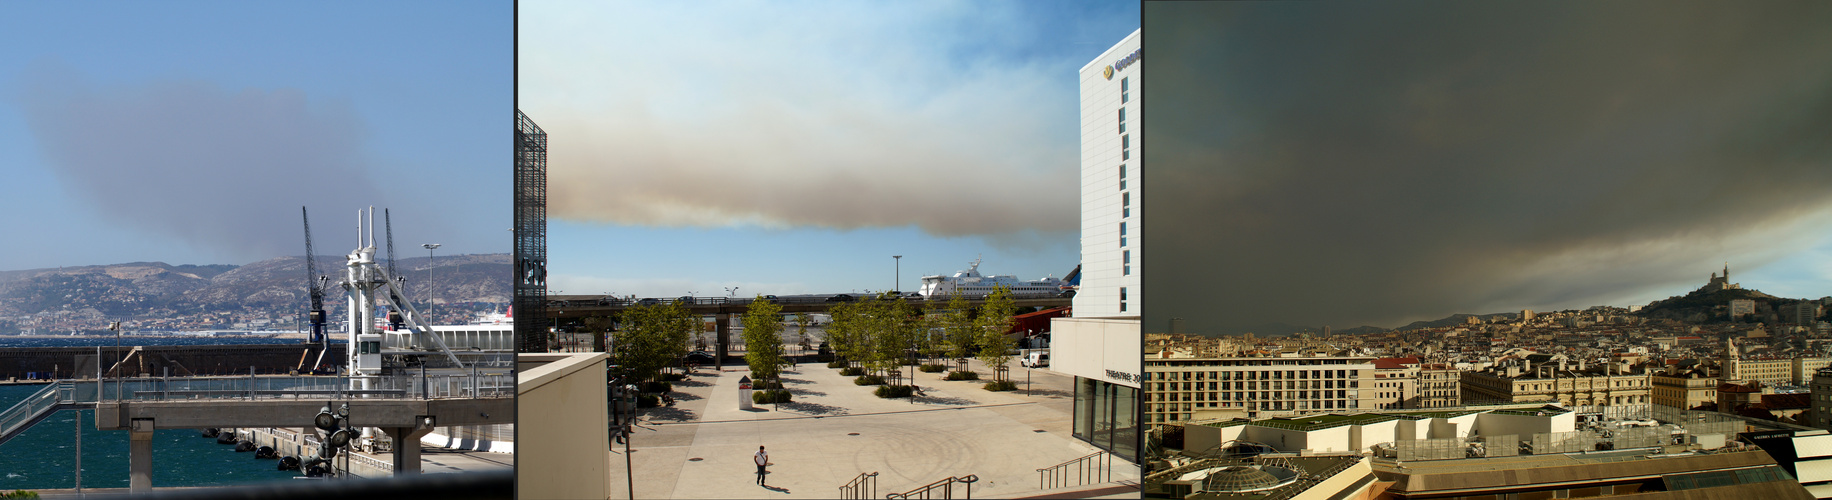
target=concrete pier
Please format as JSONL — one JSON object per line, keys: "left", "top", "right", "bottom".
{"left": 96, "top": 397, "right": 510, "bottom": 493}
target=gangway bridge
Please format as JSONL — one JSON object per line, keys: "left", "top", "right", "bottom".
{"left": 0, "top": 373, "right": 512, "bottom": 492}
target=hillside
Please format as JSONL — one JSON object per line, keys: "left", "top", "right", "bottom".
{"left": 0, "top": 254, "right": 511, "bottom": 323}
{"left": 1636, "top": 287, "right": 1786, "bottom": 323}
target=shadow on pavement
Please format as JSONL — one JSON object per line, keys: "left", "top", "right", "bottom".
{"left": 1021, "top": 388, "right": 1074, "bottom": 398}
{"left": 916, "top": 395, "right": 979, "bottom": 406}
{"left": 786, "top": 387, "right": 830, "bottom": 397}
{"left": 779, "top": 377, "right": 817, "bottom": 385}
{"left": 643, "top": 406, "right": 700, "bottom": 422}
{"left": 672, "top": 378, "right": 715, "bottom": 387}
{"left": 775, "top": 400, "right": 850, "bottom": 416}
{"left": 672, "top": 392, "right": 705, "bottom": 401}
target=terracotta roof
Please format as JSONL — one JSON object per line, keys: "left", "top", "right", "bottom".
{"left": 1374, "top": 357, "right": 1420, "bottom": 369}
{"left": 1762, "top": 393, "right": 1810, "bottom": 409}
{"left": 1719, "top": 382, "right": 1762, "bottom": 393}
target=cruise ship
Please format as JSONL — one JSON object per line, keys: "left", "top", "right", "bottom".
{"left": 918, "top": 259, "right": 1070, "bottom": 299}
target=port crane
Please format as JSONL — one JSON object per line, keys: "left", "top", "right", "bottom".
{"left": 302, "top": 207, "right": 332, "bottom": 372}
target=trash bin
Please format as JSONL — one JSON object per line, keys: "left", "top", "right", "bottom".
{"left": 739, "top": 375, "right": 754, "bottom": 410}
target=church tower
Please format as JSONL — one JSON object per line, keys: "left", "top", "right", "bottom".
{"left": 1723, "top": 336, "right": 1740, "bottom": 382}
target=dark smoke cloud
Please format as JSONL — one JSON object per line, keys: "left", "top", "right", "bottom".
{"left": 1146, "top": 1, "right": 1832, "bottom": 334}
{"left": 520, "top": 2, "right": 1084, "bottom": 243}
{"left": 17, "top": 62, "right": 394, "bottom": 263}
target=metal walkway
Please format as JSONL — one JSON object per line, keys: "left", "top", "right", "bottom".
{"left": 0, "top": 381, "right": 85, "bottom": 446}
{"left": 0, "top": 372, "right": 514, "bottom": 446}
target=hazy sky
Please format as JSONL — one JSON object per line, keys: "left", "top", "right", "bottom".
{"left": 0, "top": 2, "right": 510, "bottom": 270}
{"left": 1146, "top": 0, "right": 1832, "bottom": 334}
{"left": 521, "top": 0, "right": 1138, "bottom": 298}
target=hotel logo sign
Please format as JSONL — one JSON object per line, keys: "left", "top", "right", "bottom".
{"left": 1103, "top": 48, "right": 1141, "bottom": 80}
{"left": 1105, "top": 369, "right": 1142, "bottom": 383}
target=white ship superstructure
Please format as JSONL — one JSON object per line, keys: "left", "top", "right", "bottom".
{"left": 918, "top": 258, "right": 1066, "bottom": 299}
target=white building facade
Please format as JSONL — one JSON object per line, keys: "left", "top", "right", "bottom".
{"left": 1051, "top": 29, "right": 1143, "bottom": 463}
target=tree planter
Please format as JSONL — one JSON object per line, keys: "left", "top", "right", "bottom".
{"left": 752, "top": 389, "right": 793, "bottom": 404}
{"left": 874, "top": 385, "right": 915, "bottom": 398}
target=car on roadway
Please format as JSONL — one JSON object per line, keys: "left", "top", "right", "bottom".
{"left": 683, "top": 351, "right": 715, "bottom": 365}
{"left": 825, "top": 294, "right": 854, "bottom": 303}
{"left": 1021, "top": 351, "right": 1050, "bottom": 368}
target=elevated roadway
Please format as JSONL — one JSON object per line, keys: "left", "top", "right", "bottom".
{"left": 546, "top": 294, "right": 1071, "bottom": 364}
{"left": 546, "top": 294, "right": 1070, "bottom": 317}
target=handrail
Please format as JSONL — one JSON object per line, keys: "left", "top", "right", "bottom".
{"left": 840, "top": 471, "right": 878, "bottom": 499}
{"left": 887, "top": 474, "right": 978, "bottom": 499}
{"left": 346, "top": 450, "right": 392, "bottom": 472}
{"left": 1037, "top": 450, "right": 1111, "bottom": 490}
{"left": 0, "top": 382, "right": 66, "bottom": 446}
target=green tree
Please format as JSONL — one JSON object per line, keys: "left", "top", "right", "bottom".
{"left": 915, "top": 305, "right": 945, "bottom": 367}
{"left": 864, "top": 293, "right": 920, "bottom": 382}
{"left": 939, "top": 292, "right": 978, "bottom": 372}
{"left": 827, "top": 300, "right": 866, "bottom": 367}
{"left": 794, "top": 312, "right": 814, "bottom": 350}
{"left": 742, "top": 295, "right": 785, "bottom": 384}
{"left": 613, "top": 302, "right": 694, "bottom": 383}
{"left": 975, "top": 286, "right": 1019, "bottom": 382}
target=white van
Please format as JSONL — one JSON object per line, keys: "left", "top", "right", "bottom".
{"left": 1021, "top": 351, "right": 1049, "bottom": 368}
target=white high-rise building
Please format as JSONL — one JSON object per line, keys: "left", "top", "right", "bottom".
{"left": 1051, "top": 28, "right": 1142, "bottom": 463}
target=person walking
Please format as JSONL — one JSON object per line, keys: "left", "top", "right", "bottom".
{"left": 755, "top": 445, "right": 771, "bottom": 485}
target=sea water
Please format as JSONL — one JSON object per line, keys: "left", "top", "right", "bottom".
{"left": 0, "top": 337, "right": 339, "bottom": 490}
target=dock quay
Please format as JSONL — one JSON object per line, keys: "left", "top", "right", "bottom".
{"left": 234, "top": 426, "right": 514, "bottom": 478}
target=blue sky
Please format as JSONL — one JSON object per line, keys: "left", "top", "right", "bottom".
{"left": 0, "top": 2, "right": 511, "bottom": 270}
{"left": 521, "top": 1, "right": 1139, "bottom": 298}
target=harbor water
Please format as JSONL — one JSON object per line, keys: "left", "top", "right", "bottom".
{"left": 0, "top": 336, "right": 341, "bottom": 490}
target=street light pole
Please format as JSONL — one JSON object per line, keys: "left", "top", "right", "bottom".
{"left": 111, "top": 321, "right": 121, "bottom": 401}
{"left": 422, "top": 243, "right": 441, "bottom": 313}
{"left": 893, "top": 255, "right": 901, "bottom": 294}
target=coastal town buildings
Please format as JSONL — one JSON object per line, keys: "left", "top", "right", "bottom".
{"left": 1458, "top": 354, "right": 1652, "bottom": 406}
{"left": 1141, "top": 355, "right": 1380, "bottom": 428}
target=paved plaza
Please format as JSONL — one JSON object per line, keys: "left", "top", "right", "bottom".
{"left": 610, "top": 353, "right": 1137, "bottom": 499}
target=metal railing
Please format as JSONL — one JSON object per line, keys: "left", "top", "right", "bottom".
{"left": 109, "top": 373, "right": 515, "bottom": 401}
{"left": 839, "top": 471, "right": 878, "bottom": 499}
{"left": 347, "top": 451, "right": 393, "bottom": 472}
{"left": 887, "top": 475, "right": 978, "bottom": 499}
{"left": 0, "top": 382, "right": 67, "bottom": 445}
{"left": 0, "top": 373, "right": 512, "bottom": 444}
{"left": 1038, "top": 450, "right": 1112, "bottom": 490}
{"left": 385, "top": 329, "right": 516, "bottom": 353}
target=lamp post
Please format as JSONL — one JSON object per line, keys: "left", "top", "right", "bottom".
{"left": 422, "top": 243, "right": 441, "bottom": 313}
{"left": 893, "top": 256, "right": 902, "bottom": 294}
{"left": 110, "top": 321, "right": 121, "bottom": 401}
{"left": 725, "top": 287, "right": 739, "bottom": 297}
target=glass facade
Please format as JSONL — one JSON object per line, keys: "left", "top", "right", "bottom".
{"left": 1073, "top": 377, "right": 1139, "bottom": 462}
